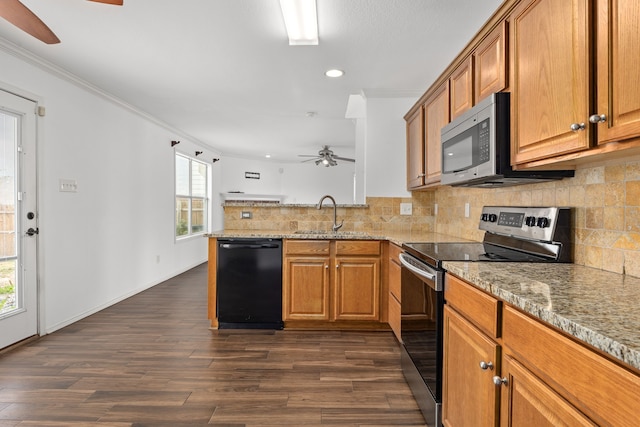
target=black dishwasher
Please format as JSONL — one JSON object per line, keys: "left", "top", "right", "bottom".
{"left": 216, "top": 238, "right": 283, "bottom": 329}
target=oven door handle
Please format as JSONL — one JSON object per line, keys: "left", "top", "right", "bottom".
{"left": 399, "top": 253, "right": 437, "bottom": 281}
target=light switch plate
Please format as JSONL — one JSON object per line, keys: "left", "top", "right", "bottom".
{"left": 464, "top": 202, "right": 470, "bottom": 218}
{"left": 59, "top": 179, "right": 78, "bottom": 192}
{"left": 400, "top": 203, "right": 412, "bottom": 215}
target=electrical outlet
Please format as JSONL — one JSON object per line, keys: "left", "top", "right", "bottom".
{"left": 241, "top": 211, "right": 252, "bottom": 219}
{"left": 400, "top": 203, "right": 412, "bottom": 215}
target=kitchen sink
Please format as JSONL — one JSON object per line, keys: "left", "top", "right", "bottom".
{"left": 293, "top": 230, "right": 368, "bottom": 236}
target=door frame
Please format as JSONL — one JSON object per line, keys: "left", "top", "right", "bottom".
{"left": 0, "top": 81, "right": 45, "bottom": 345}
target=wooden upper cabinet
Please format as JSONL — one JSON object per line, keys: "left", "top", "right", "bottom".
{"left": 406, "top": 106, "right": 425, "bottom": 190}
{"left": 474, "top": 21, "right": 507, "bottom": 103}
{"left": 423, "top": 81, "right": 449, "bottom": 185}
{"left": 510, "top": 0, "right": 591, "bottom": 165}
{"left": 450, "top": 57, "right": 474, "bottom": 120}
{"left": 594, "top": 0, "right": 640, "bottom": 145}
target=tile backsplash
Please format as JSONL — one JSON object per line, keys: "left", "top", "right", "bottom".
{"left": 222, "top": 154, "right": 640, "bottom": 277}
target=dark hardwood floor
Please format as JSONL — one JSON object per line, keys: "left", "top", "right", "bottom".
{"left": 0, "top": 263, "right": 427, "bottom": 426}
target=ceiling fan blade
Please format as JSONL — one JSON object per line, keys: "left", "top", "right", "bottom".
{"left": 0, "top": 0, "right": 60, "bottom": 44}
{"left": 301, "top": 158, "right": 319, "bottom": 163}
{"left": 333, "top": 156, "right": 355, "bottom": 162}
{"left": 298, "top": 154, "right": 320, "bottom": 158}
{"left": 87, "top": 0, "right": 124, "bottom": 5}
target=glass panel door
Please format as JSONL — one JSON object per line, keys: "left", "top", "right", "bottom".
{"left": 0, "top": 90, "right": 38, "bottom": 349}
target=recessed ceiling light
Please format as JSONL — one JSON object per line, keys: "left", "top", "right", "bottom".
{"left": 265, "top": 154, "right": 271, "bottom": 158}
{"left": 325, "top": 69, "right": 344, "bottom": 78}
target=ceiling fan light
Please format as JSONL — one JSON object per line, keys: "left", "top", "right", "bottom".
{"left": 322, "top": 158, "right": 329, "bottom": 165}
{"left": 279, "top": 0, "right": 319, "bottom": 46}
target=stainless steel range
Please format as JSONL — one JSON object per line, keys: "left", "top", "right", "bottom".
{"left": 398, "top": 206, "right": 572, "bottom": 427}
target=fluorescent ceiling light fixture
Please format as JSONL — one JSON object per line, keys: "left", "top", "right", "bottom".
{"left": 279, "top": 0, "right": 318, "bottom": 45}
{"left": 325, "top": 69, "right": 344, "bottom": 78}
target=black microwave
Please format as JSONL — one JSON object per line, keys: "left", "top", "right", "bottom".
{"left": 440, "top": 92, "right": 573, "bottom": 187}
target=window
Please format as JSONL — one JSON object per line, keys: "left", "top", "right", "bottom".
{"left": 175, "top": 153, "right": 208, "bottom": 238}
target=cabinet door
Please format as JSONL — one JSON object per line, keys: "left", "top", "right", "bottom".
{"left": 450, "top": 57, "right": 474, "bottom": 120}
{"left": 388, "top": 244, "right": 402, "bottom": 340}
{"left": 283, "top": 256, "right": 330, "bottom": 320}
{"left": 406, "top": 106, "right": 425, "bottom": 189}
{"left": 475, "top": 21, "right": 507, "bottom": 102}
{"left": 423, "top": 81, "right": 449, "bottom": 185}
{"left": 510, "top": 0, "right": 591, "bottom": 164}
{"left": 442, "top": 306, "right": 500, "bottom": 427}
{"left": 594, "top": 0, "right": 640, "bottom": 144}
{"left": 334, "top": 257, "right": 380, "bottom": 321}
{"left": 500, "top": 356, "right": 597, "bottom": 427}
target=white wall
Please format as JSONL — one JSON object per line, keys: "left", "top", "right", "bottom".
{"left": 364, "top": 97, "right": 416, "bottom": 197}
{"left": 220, "top": 155, "right": 356, "bottom": 204}
{"left": 1, "top": 46, "right": 219, "bottom": 333}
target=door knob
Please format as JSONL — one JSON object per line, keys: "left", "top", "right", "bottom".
{"left": 589, "top": 114, "right": 606, "bottom": 124}
{"left": 479, "top": 361, "right": 493, "bottom": 370}
{"left": 26, "top": 228, "right": 39, "bottom": 236}
{"left": 493, "top": 376, "right": 508, "bottom": 386}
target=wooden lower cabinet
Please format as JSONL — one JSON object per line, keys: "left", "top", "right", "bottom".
{"left": 443, "top": 273, "right": 640, "bottom": 427}
{"left": 442, "top": 305, "right": 500, "bottom": 427}
{"left": 388, "top": 243, "right": 402, "bottom": 340}
{"left": 500, "top": 355, "right": 596, "bottom": 426}
{"left": 283, "top": 256, "right": 330, "bottom": 320}
{"left": 283, "top": 239, "right": 382, "bottom": 327}
{"left": 334, "top": 256, "right": 380, "bottom": 320}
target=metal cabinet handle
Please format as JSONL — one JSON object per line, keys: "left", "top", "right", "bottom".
{"left": 325, "top": 264, "right": 329, "bottom": 269}
{"left": 417, "top": 173, "right": 426, "bottom": 178}
{"left": 479, "top": 361, "right": 493, "bottom": 370}
{"left": 493, "top": 376, "right": 508, "bottom": 386}
{"left": 570, "top": 122, "right": 586, "bottom": 132}
{"left": 336, "top": 264, "right": 340, "bottom": 268}
{"left": 589, "top": 114, "right": 607, "bottom": 124}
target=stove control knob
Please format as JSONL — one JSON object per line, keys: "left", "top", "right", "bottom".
{"left": 488, "top": 214, "right": 498, "bottom": 223}
{"left": 525, "top": 216, "right": 537, "bottom": 227}
{"left": 536, "top": 217, "right": 550, "bottom": 228}
{"left": 481, "top": 213, "right": 489, "bottom": 222}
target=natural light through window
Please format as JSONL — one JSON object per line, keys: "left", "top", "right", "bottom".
{"left": 175, "top": 153, "right": 208, "bottom": 238}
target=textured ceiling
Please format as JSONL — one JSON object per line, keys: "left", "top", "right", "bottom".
{"left": 0, "top": 0, "right": 503, "bottom": 162}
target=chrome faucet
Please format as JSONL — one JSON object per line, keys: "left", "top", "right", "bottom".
{"left": 317, "top": 194, "right": 343, "bottom": 232}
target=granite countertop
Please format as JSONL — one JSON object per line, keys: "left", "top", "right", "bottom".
{"left": 443, "top": 261, "right": 640, "bottom": 372}
{"left": 205, "top": 229, "right": 473, "bottom": 246}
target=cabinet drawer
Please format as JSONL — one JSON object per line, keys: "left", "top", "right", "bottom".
{"left": 389, "top": 242, "right": 403, "bottom": 263}
{"left": 445, "top": 274, "right": 500, "bottom": 338}
{"left": 503, "top": 306, "right": 640, "bottom": 427}
{"left": 284, "top": 240, "right": 330, "bottom": 255}
{"left": 336, "top": 240, "right": 380, "bottom": 256}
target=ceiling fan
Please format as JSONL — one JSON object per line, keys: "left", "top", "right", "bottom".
{"left": 0, "top": 0, "right": 123, "bottom": 44}
{"left": 298, "top": 145, "right": 355, "bottom": 167}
